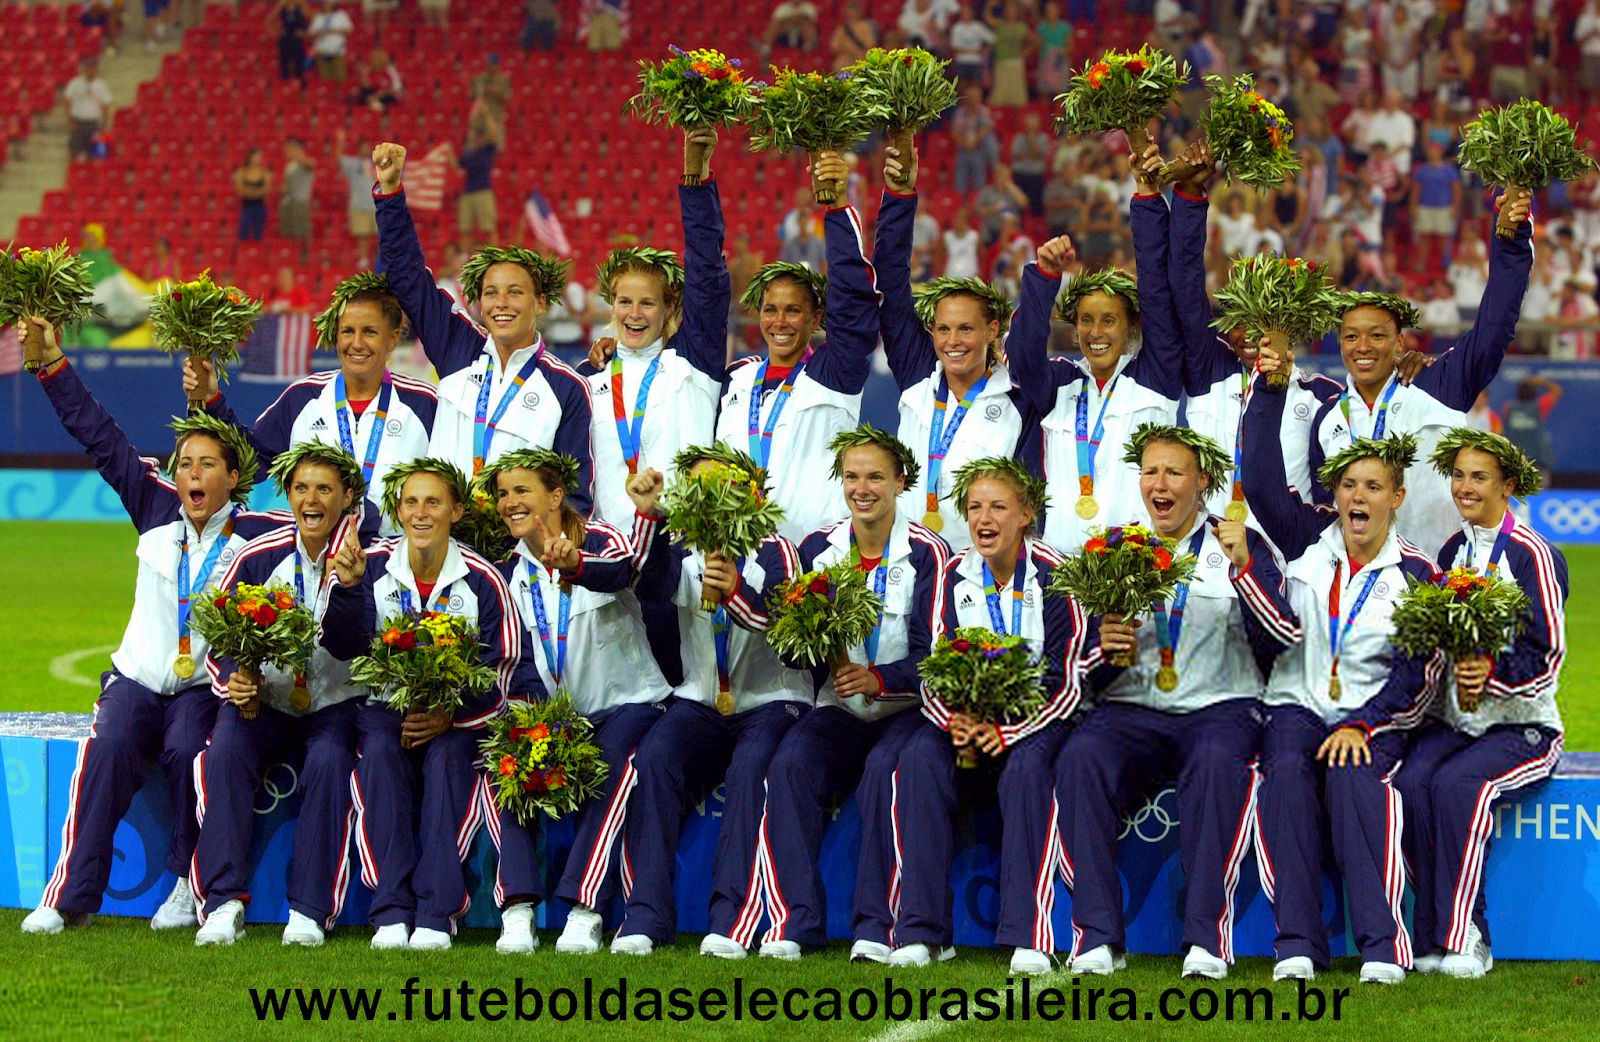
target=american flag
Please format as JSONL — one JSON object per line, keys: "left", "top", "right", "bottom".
{"left": 239, "top": 313, "right": 315, "bottom": 379}
{"left": 524, "top": 190, "right": 571, "bottom": 256}
{"left": 405, "top": 144, "right": 455, "bottom": 212}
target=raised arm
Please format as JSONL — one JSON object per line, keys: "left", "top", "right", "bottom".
{"left": 671, "top": 175, "right": 733, "bottom": 384}
{"left": 561, "top": 520, "right": 642, "bottom": 594}
{"left": 1168, "top": 189, "right": 1240, "bottom": 397}
{"left": 1123, "top": 192, "right": 1187, "bottom": 400}
{"left": 808, "top": 201, "right": 879, "bottom": 396}
{"left": 1005, "top": 261, "right": 1068, "bottom": 422}
{"left": 874, "top": 189, "right": 939, "bottom": 390}
{"left": 1241, "top": 372, "right": 1337, "bottom": 561}
{"left": 455, "top": 567, "right": 518, "bottom": 729}
{"left": 319, "top": 567, "right": 378, "bottom": 662}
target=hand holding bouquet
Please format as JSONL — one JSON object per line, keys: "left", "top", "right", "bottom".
{"left": 1163, "top": 74, "right": 1299, "bottom": 189}
{"left": 191, "top": 583, "right": 317, "bottom": 720}
{"left": 349, "top": 611, "right": 497, "bottom": 738}
{"left": 745, "top": 67, "right": 888, "bottom": 205}
{"left": 480, "top": 694, "right": 607, "bottom": 822}
{"left": 918, "top": 628, "right": 1046, "bottom": 767}
{"left": 0, "top": 243, "right": 96, "bottom": 373}
{"left": 148, "top": 271, "right": 263, "bottom": 408}
{"left": 1390, "top": 568, "right": 1531, "bottom": 713}
{"left": 1210, "top": 254, "right": 1342, "bottom": 390}
{"left": 1053, "top": 45, "right": 1187, "bottom": 158}
{"left": 847, "top": 47, "right": 957, "bottom": 192}
{"left": 766, "top": 561, "right": 885, "bottom": 674}
{"left": 661, "top": 444, "right": 785, "bottom": 612}
{"left": 1047, "top": 524, "right": 1197, "bottom": 667}
{"left": 1457, "top": 100, "right": 1597, "bottom": 239}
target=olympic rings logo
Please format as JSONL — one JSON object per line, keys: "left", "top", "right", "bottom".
{"left": 1537, "top": 497, "right": 1600, "bottom": 535}
{"left": 1117, "top": 786, "right": 1179, "bottom": 843}
{"left": 254, "top": 761, "right": 300, "bottom": 815}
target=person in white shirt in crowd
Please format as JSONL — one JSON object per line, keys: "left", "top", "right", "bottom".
{"left": 942, "top": 209, "right": 980, "bottom": 279}
{"left": 62, "top": 54, "right": 113, "bottom": 162}
{"left": 310, "top": 0, "right": 354, "bottom": 81}
{"left": 1364, "top": 90, "right": 1418, "bottom": 176}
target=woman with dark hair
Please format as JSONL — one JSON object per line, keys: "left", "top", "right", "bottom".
{"left": 233, "top": 148, "right": 271, "bottom": 241}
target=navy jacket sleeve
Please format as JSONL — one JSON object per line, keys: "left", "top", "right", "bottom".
{"left": 1168, "top": 190, "right": 1240, "bottom": 397}
{"left": 873, "top": 190, "right": 939, "bottom": 391}
{"left": 809, "top": 205, "right": 878, "bottom": 395}
{"left": 633, "top": 525, "right": 686, "bottom": 605}
{"left": 1123, "top": 194, "right": 1187, "bottom": 400}
{"left": 1241, "top": 377, "right": 1337, "bottom": 561}
{"left": 670, "top": 180, "right": 733, "bottom": 383}
{"left": 320, "top": 568, "right": 378, "bottom": 662}
{"left": 1411, "top": 217, "right": 1533, "bottom": 411}
{"left": 563, "top": 522, "right": 639, "bottom": 594}
{"left": 1079, "top": 614, "right": 1124, "bottom": 694}
{"left": 1485, "top": 538, "right": 1568, "bottom": 701}
{"left": 374, "top": 186, "right": 487, "bottom": 378}
{"left": 1004, "top": 268, "right": 1075, "bottom": 417}
{"left": 37, "top": 361, "right": 178, "bottom": 534}
{"left": 725, "top": 534, "right": 800, "bottom": 632}
{"left": 1228, "top": 528, "right": 1304, "bottom": 671}
{"left": 200, "top": 392, "right": 278, "bottom": 485}
{"left": 543, "top": 360, "right": 596, "bottom": 516}
{"left": 870, "top": 530, "right": 949, "bottom": 698}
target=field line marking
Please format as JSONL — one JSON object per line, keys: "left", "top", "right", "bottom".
{"left": 49, "top": 645, "right": 119, "bottom": 688}
{"left": 864, "top": 965, "right": 1070, "bottom": 1042}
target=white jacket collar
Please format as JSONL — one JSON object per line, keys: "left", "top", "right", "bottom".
{"left": 825, "top": 509, "right": 914, "bottom": 565}
{"left": 386, "top": 537, "right": 469, "bottom": 592}
{"left": 1313, "top": 521, "right": 1404, "bottom": 573}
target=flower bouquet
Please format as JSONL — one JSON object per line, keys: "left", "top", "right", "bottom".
{"left": 1162, "top": 74, "right": 1299, "bottom": 189}
{"left": 766, "top": 561, "right": 886, "bottom": 671}
{"left": 1457, "top": 99, "right": 1598, "bottom": 239}
{"left": 625, "top": 45, "right": 754, "bottom": 185}
{"left": 918, "top": 627, "right": 1046, "bottom": 767}
{"left": 847, "top": 47, "right": 958, "bottom": 193}
{"left": 453, "top": 484, "right": 513, "bottom": 562}
{"left": 1053, "top": 44, "right": 1187, "bottom": 158}
{"left": 191, "top": 583, "right": 317, "bottom": 719}
{"left": 1047, "top": 523, "right": 1196, "bottom": 667}
{"left": 148, "top": 271, "right": 263, "bottom": 408}
{"left": 0, "top": 243, "right": 96, "bottom": 373}
{"left": 744, "top": 67, "right": 888, "bottom": 205}
{"left": 349, "top": 611, "right": 497, "bottom": 738}
{"left": 480, "top": 693, "right": 608, "bottom": 822}
{"left": 1210, "top": 254, "right": 1342, "bottom": 390}
{"left": 1389, "top": 568, "right": 1531, "bottom": 713}
{"left": 661, "top": 444, "right": 786, "bottom": 612}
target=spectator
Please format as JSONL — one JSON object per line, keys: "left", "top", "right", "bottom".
{"left": 361, "top": 0, "right": 399, "bottom": 35}
{"left": 1339, "top": 89, "right": 1378, "bottom": 166}
{"left": 1035, "top": 2, "right": 1071, "bottom": 97}
{"left": 948, "top": 3, "right": 995, "bottom": 85}
{"left": 542, "top": 280, "right": 588, "bottom": 351}
{"left": 1410, "top": 140, "right": 1462, "bottom": 273}
{"left": 141, "top": 0, "right": 172, "bottom": 53}
{"left": 61, "top": 55, "right": 112, "bottom": 163}
{"left": 353, "top": 48, "right": 402, "bottom": 110}
{"left": 1009, "top": 111, "right": 1051, "bottom": 215}
{"left": 436, "top": 241, "right": 467, "bottom": 309}
{"left": 1289, "top": 55, "right": 1340, "bottom": 127}
{"left": 988, "top": 213, "right": 1032, "bottom": 301}
{"left": 1364, "top": 89, "right": 1416, "bottom": 174}
{"left": 309, "top": 0, "right": 354, "bottom": 81}
{"left": 583, "top": 0, "right": 627, "bottom": 52}
{"left": 1210, "top": 193, "right": 1260, "bottom": 260}
{"left": 457, "top": 113, "right": 501, "bottom": 239}
{"left": 81, "top": 2, "right": 125, "bottom": 51}
{"left": 1450, "top": 235, "right": 1489, "bottom": 319}
{"left": 1366, "top": 142, "right": 1404, "bottom": 217}
{"left": 233, "top": 147, "right": 272, "bottom": 241}
{"left": 1553, "top": 271, "right": 1600, "bottom": 359}
{"left": 419, "top": 0, "right": 449, "bottom": 40}
{"left": 1076, "top": 193, "right": 1125, "bottom": 266}
{"left": 779, "top": 185, "right": 822, "bottom": 243}
{"left": 1302, "top": 113, "right": 1345, "bottom": 177}
{"left": 727, "top": 232, "right": 765, "bottom": 312}
{"left": 334, "top": 130, "right": 377, "bottom": 267}
{"left": 265, "top": 266, "right": 313, "bottom": 313}
{"left": 1042, "top": 162, "right": 1087, "bottom": 238}
{"left": 1420, "top": 278, "right": 1462, "bottom": 332}
{"left": 1292, "top": 145, "right": 1330, "bottom": 253}
{"left": 1580, "top": 0, "right": 1600, "bottom": 105}
{"left": 1486, "top": 0, "right": 1534, "bottom": 103}
{"left": 950, "top": 84, "right": 998, "bottom": 197}
{"left": 910, "top": 241, "right": 937, "bottom": 284}
{"left": 147, "top": 237, "right": 179, "bottom": 285}
{"left": 1419, "top": 96, "right": 1461, "bottom": 157}
{"left": 1153, "top": 0, "right": 1193, "bottom": 48}
{"left": 779, "top": 217, "right": 826, "bottom": 271}
{"left": 986, "top": 1, "right": 1032, "bottom": 106}
{"left": 1530, "top": 12, "right": 1562, "bottom": 104}
{"left": 1503, "top": 376, "right": 1562, "bottom": 481}
{"left": 912, "top": 205, "right": 942, "bottom": 255}
{"left": 765, "top": 1, "right": 820, "bottom": 51}
{"left": 1377, "top": 2, "right": 1420, "bottom": 100}
{"left": 278, "top": 137, "right": 314, "bottom": 243}
{"left": 898, "top": 0, "right": 958, "bottom": 50}
{"left": 1182, "top": 30, "right": 1228, "bottom": 87}
{"left": 1434, "top": 26, "right": 1478, "bottom": 114}
{"left": 471, "top": 54, "right": 512, "bottom": 124}
{"left": 269, "top": 0, "right": 311, "bottom": 83}
{"left": 975, "top": 163, "right": 1027, "bottom": 246}
{"left": 1336, "top": 4, "right": 1374, "bottom": 100}
{"left": 830, "top": 1, "right": 878, "bottom": 70}
{"left": 1464, "top": 389, "right": 1502, "bottom": 433}
{"left": 942, "top": 208, "right": 980, "bottom": 277}
{"left": 522, "top": 0, "right": 560, "bottom": 52}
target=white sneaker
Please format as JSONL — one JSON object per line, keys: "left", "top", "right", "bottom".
{"left": 1009, "top": 947, "right": 1054, "bottom": 975}
{"left": 21, "top": 906, "right": 87, "bottom": 934}
{"left": 1272, "top": 956, "right": 1316, "bottom": 981}
{"left": 886, "top": 943, "right": 956, "bottom": 967}
{"left": 496, "top": 903, "right": 538, "bottom": 954}
{"left": 1182, "top": 945, "right": 1229, "bottom": 980}
{"left": 1359, "top": 961, "right": 1406, "bottom": 984}
{"left": 409, "top": 927, "right": 452, "bottom": 951}
{"left": 555, "top": 906, "right": 603, "bottom": 954}
{"left": 1412, "top": 951, "right": 1444, "bottom": 975}
{"left": 1440, "top": 922, "right": 1493, "bottom": 978}
{"left": 1070, "top": 944, "right": 1127, "bottom": 976}
{"left": 194, "top": 900, "right": 246, "bottom": 946}
{"left": 700, "top": 932, "right": 748, "bottom": 959}
{"left": 610, "top": 933, "right": 655, "bottom": 956}
{"left": 849, "top": 939, "right": 892, "bottom": 964}
{"left": 282, "top": 911, "right": 324, "bottom": 947}
{"left": 151, "top": 879, "right": 198, "bottom": 930}
{"left": 371, "top": 923, "right": 410, "bottom": 950}
{"left": 760, "top": 940, "right": 803, "bottom": 961}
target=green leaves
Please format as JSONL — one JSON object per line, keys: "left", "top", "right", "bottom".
{"left": 913, "top": 276, "right": 1014, "bottom": 338}
{"left": 1053, "top": 45, "right": 1186, "bottom": 138}
{"left": 1457, "top": 99, "right": 1598, "bottom": 190}
{"left": 349, "top": 611, "right": 497, "bottom": 716}
{"left": 847, "top": 47, "right": 958, "bottom": 134}
{"left": 766, "top": 562, "right": 885, "bottom": 668}
{"left": 595, "top": 246, "right": 685, "bottom": 308}
{"left": 452, "top": 484, "right": 514, "bottom": 563}
{"left": 626, "top": 46, "right": 754, "bottom": 130}
{"left": 660, "top": 447, "right": 785, "bottom": 560}
{"left": 918, "top": 627, "right": 1047, "bottom": 726}
{"left": 0, "top": 242, "right": 97, "bottom": 331}
{"left": 1390, "top": 569, "right": 1531, "bottom": 663}
{"left": 459, "top": 245, "right": 569, "bottom": 306}
{"left": 1429, "top": 426, "right": 1543, "bottom": 499}
{"left": 1210, "top": 254, "right": 1342, "bottom": 347}
{"left": 479, "top": 693, "right": 609, "bottom": 822}
{"left": 148, "top": 272, "right": 263, "bottom": 375}
{"left": 191, "top": 583, "right": 318, "bottom": 681}
{"left": 1317, "top": 432, "right": 1418, "bottom": 491}
{"left": 745, "top": 67, "right": 888, "bottom": 155}
{"left": 1195, "top": 74, "right": 1301, "bottom": 189}
{"left": 1054, "top": 266, "right": 1140, "bottom": 325}
{"left": 311, "top": 271, "right": 391, "bottom": 349}
{"left": 1047, "top": 524, "right": 1196, "bottom": 621}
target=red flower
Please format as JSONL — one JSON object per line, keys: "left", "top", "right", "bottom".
{"left": 950, "top": 639, "right": 972, "bottom": 652}
{"left": 902, "top": 54, "right": 914, "bottom": 66}
{"left": 214, "top": 594, "right": 229, "bottom": 610}
{"left": 1124, "top": 58, "right": 1147, "bottom": 74}
{"left": 252, "top": 604, "right": 278, "bottom": 627}
{"left": 396, "top": 630, "right": 417, "bottom": 651}
{"left": 807, "top": 576, "right": 829, "bottom": 596}
{"left": 170, "top": 291, "right": 181, "bottom": 300}
{"left": 498, "top": 755, "right": 517, "bottom": 777}
{"left": 523, "top": 770, "right": 548, "bottom": 793}
{"left": 1152, "top": 547, "right": 1172, "bottom": 570}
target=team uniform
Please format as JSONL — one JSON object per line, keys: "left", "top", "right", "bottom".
{"left": 202, "top": 369, "right": 439, "bottom": 541}
{"left": 1243, "top": 384, "right": 1444, "bottom": 971}
{"left": 320, "top": 537, "right": 524, "bottom": 938}
{"left": 191, "top": 521, "right": 366, "bottom": 930}
{"left": 1303, "top": 219, "right": 1533, "bottom": 559}
{"left": 863, "top": 538, "right": 1088, "bottom": 954}
{"left": 34, "top": 362, "right": 288, "bottom": 919}
{"left": 1395, "top": 511, "right": 1566, "bottom": 964}
{"left": 374, "top": 184, "right": 595, "bottom": 510}
{"left": 615, "top": 532, "right": 809, "bottom": 949}
{"left": 482, "top": 514, "right": 671, "bottom": 915}
{"left": 1009, "top": 195, "right": 1186, "bottom": 553}
{"left": 755, "top": 513, "right": 949, "bottom": 952}
{"left": 1056, "top": 516, "right": 1298, "bottom": 966}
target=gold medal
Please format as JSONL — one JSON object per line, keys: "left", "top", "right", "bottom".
{"left": 1328, "top": 675, "right": 1341, "bottom": 701}
{"left": 1075, "top": 495, "right": 1098, "bottom": 520}
{"left": 1155, "top": 666, "right": 1178, "bottom": 692}
{"left": 921, "top": 510, "right": 943, "bottom": 533}
{"left": 715, "top": 690, "right": 735, "bottom": 716}
{"left": 1224, "top": 500, "right": 1248, "bottom": 523}
{"left": 173, "top": 654, "right": 195, "bottom": 680}
{"left": 290, "top": 685, "right": 311, "bottom": 713}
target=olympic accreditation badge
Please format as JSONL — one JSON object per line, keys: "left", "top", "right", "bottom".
{"left": 173, "top": 654, "right": 196, "bottom": 679}
{"left": 1155, "top": 666, "right": 1179, "bottom": 691}
{"left": 1075, "top": 495, "right": 1098, "bottom": 520}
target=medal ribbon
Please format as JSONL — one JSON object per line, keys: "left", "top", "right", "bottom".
{"left": 177, "top": 509, "right": 237, "bottom": 658}
{"left": 1327, "top": 560, "right": 1383, "bottom": 691}
{"left": 1075, "top": 375, "right": 1120, "bottom": 500}
{"left": 980, "top": 539, "right": 1029, "bottom": 637}
{"left": 1151, "top": 527, "right": 1209, "bottom": 678}
{"left": 926, "top": 369, "right": 991, "bottom": 519}
{"left": 849, "top": 531, "right": 890, "bottom": 665}
{"left": 1339, "top": 373, "right": 1400, "bottom": 446}
{"left": 747, "top": 355, "right": 806, "bottom": 468}
{"left": 472, "top": 344, "right": 546, "bottom": 473}
{"left": 334, "top": 370, "right": 394, "bottom": 486}
{"left": 1467, "top": 511, "right": 1517, "bottom": 575}
{"left": 524, "top": 559, "right": 571, "bottom": 687}
{"left": 1230, "top": 367, "right": 1249, "bottom": 505}
{"left": 712, "top": 603, "right": 732, "bottom": 704}
{"left": 610, "top": 354, "right": 662, "bottom": 475}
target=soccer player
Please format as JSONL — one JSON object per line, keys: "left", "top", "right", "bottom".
{"left": 319, "top": 458, "right": 524, "bottom": 950}
{"left": 474, "top": 449, "right": 669, "bottom": 955}
{"left": 1395, "top": 429, "right": 1565, "bottom": 979}
{"left": 371, "top": 142, "right": 595, "bottom": 509}
{"left": 184, "top": 272, "right": 438, "bottom": 542}
{"left": 189, "top": 442, "right": 368, "bottom": 947}
{"left": 609, "top": 444, "right": 809, "bottom": 959}
{"left": 861, "top": 457, "right": 1087, "bottom": 974}
{"left": 1056, "top": 425, "right": 1299, "bottom": 980}
{"left": 754, "top": 425, "right": 949, "bottom": 962}
{"left": 22, "top": 317, "right": 288, "bottom": 935}
{"left": 1242, "top": 353, "right": 1444, "bottom": 984}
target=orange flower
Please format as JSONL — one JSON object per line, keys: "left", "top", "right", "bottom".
{"left": 784, "top": 585, "right": 808, "bottom": 606}
{"left": 498, "top": 754, "right": 517, "bottom": 777}
{"left": 528, "top": 723, "right": 550, "bottom": 742}
{"left": 1152, "top": 547, "right": 1172, "bottom": 570}
{"left": 382, "top": 627, "right": 403, "bottom": 646}
{"left": 275, "top": 591, "right": 294, "bottom": 609}
{"left": 1086, "top": 62, "right": 1109, "bottom": 89}
{"left": 549, "top": 766, "right": 567, "bottom": 788}
{"left": 1267, "top": 125, "right": 1281, "bottom": 148}
{"left": 1085, "top": 537, "right": 1106, "bottom": 554}
{"left": 691, "top": 61, "right": 711, "bottom": 76}
{"left": 235, "top": 599, "right": 261, "bottom": 617}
